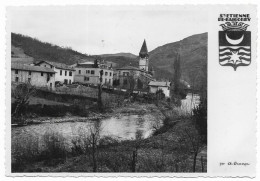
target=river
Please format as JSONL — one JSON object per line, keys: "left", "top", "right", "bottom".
{"left": 12, "top": 94, "right": 199, "bottom": 150}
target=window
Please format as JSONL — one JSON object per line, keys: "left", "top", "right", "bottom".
{"left": 109, "top": 79, "right": 111, "bottom": 84}
{"left": 65, "top": 71, "right": 67, "bottom": 76}
{"left": 69, "top": 71, "right": 72, "bottom": 76}
{"left": 41, "top": 72, "right": 44, "bottom": 76}
{"left": 28, "top": 71, "right": 31, "bottom": 75}
{"left": 69, "top": 80, "right": 71, "bottom": 84}
{"left": 105, "top": 78, "right": 107, "bottom": 83}
{"left": 79, "top": 70, "right": 81, "bottom": 74}
{"left": 86, "top": 70, "right": 88, "bottom": 74}
{"left": 84, "top": 77, "right": 89, "bottom": 81}
{"left": 15, "top": 77, "right": 19, "bottom": 82}
{"left": 64, "top": 79, "right": 68, "bottom": 84}
{"left": 15, "top": 69, "right": 18, "bottom": 74}
{"left": 28, "top": 78, "right": 31, "bottom": 83}
{"left": 45, "top": 65, "right": 46, "bottom": 67}
{"left": 110, "top": 72, "right": 112, "bottom": 76}
{"left": 105, "top": 72, "right": 108, "bottom": 76}
{"left": 60, "top": 70, "right": 62, "bottom": 76}
{"left": 123, "top": 79, "right": 127, "bottom": 85}
{"left": 91, "top": 70, "right": 95, "bottom": 74}
{"left": 51, "top": 65, "right": 53, "bottom": 68}
{"left": 50, "top": 73, "right": 53, "bottom": 77}
{"left": 123, "top": 72, "right": 129, "bottom": 76}
{"left": 88, "top": 70, "right": 90, "bottom": 74}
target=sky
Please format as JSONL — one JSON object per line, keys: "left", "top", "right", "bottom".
{"left": 9, "top": 6, "right": 208, "bottom": 55}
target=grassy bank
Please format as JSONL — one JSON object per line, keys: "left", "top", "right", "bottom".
{"left": 12, "top": 102, "right": 207, "bottom": 173}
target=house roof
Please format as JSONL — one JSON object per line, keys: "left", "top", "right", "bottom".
{"left": 148, "top": 81, "right": 171, "bottom": 87}
{"left": 35, "top": 61, "right": 75, "bottom": 71}
{"left": 75, "top": 63, "right": 96, "bottom": 68}
{"left": 11, "top": 63, "right": 56, "bottom": 73}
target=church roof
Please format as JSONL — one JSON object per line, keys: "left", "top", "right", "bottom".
{"left": 116, "top": 65, "right": 140, "bottom": 71}
{"left": 116, "top": 66, "right": 150, "bottom": 74}
{"left": 139, "top": 39, "right": 148, "bottom": 58}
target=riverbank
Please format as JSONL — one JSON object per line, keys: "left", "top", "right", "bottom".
{"left": 16, "top": 102, "right": 164, "bottom": 125}
{"left": 13, "top": 119, "right": 206, "bottom": 172}
{"left": 12, "top": 102, "right": 207, "bottom": 172}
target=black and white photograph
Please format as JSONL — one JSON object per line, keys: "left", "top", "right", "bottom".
{"left": 8, "top": 6, "right": 208, "bottom": 173}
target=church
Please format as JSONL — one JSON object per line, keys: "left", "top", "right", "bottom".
{"left": 114, "top": 40, "right": 155, "bottom": 91}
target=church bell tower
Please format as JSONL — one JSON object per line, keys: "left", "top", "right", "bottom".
{"left": 139, "top": 39, "right": 149, "bottom": 72}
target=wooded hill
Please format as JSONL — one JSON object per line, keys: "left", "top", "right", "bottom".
{"left": 11, "top": 32, "right": 207, "bottom": 89}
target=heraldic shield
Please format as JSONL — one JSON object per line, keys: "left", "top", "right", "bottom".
{"left": 219, "top": 22, "right": 251, "bottom": 71}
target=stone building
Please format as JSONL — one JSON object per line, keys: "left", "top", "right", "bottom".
{"left": 11, "top": 63, "right": 55, "bottom": 90}
{"left": 73, "top": 60, "right": 113, "bottom": 86}
{"left": 35, "top": 61, "right": 75, "bottom": 85}
{"left": 114, "top": 39, "right": 155, "bottom": 90}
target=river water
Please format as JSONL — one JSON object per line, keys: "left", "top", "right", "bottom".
{"left": 12, "top": 94, "right": 199, "bottom": 147}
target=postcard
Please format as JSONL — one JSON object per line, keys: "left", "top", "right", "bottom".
{"left": 5, "top": 5, "right": 257, "bottom": 177}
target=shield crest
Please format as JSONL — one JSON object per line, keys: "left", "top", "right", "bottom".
{"left": 219, "top": 23, "right": 251, "bottom": 71}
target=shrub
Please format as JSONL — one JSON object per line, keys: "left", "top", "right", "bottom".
{"left": 40, "top": 130, "right": 67, "bottom": 160}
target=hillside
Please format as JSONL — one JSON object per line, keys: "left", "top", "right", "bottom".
{"left": 11, "top": 32, "right": 207, "bottom": 89}
{"left": 149, "top": 33, "right": 207, "bottom": 89}
{"left": 11, "top": 33, "right": 97, "bottom": 65}
{"left": 100, "top": 53, "right": 137, "bottom": 59}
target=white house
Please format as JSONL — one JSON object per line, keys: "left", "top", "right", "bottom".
{"left": 148, "top": 81, "right": 171, "bottom": 98}
{"left": 11, "top": 63, "right": 56, "bottom": 90}
{"left": 35, "top": 61, "right": 75, "bottom": 85}
{"left": 72, "top": 60, "right": 114, "bottom": 86}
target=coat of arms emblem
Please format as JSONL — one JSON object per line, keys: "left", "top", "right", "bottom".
{"left": 219, "top": 22, "right": 251, "bottom": 71}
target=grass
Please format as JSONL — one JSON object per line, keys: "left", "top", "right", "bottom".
{"left": 11, "top": 98, "right": 207, "bottom": 173}
{"left": 11, "top": 111, "right": 207, "bottom": 173}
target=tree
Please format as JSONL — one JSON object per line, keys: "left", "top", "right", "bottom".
{"left": 177, "top": 126, "right": 204, "bottom": 172}
{"left": 137, "top": 78, "right": 143, "bottom": 89}
{"left": 173, "top": 53, "right": 181, "bottom": 95}
{"left": 171, "top": 53, "right": 182, "bottom": 106}
{"left": 128, "top": 74, "right": 136, "bottom": 94}
{"left": 85, "top": 122, "right": 102, "bottom": 172}
{"left": 12, "top": 83, "right": 36, "bottom": 124}
{"left": 97, "top": 70, "right": 103, "bottom": 111}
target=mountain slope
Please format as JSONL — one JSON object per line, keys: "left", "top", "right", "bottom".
{"left": 100, "top": 53, "right": 137, "bottom": 59}
{"left": 11, "top": 33, "right": 97, "bottom": 65}
{"left": 149, "top": 33, "right": 207, "bottom": 89}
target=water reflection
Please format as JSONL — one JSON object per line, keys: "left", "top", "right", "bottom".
{"left": 12, "top": 114, "right": 161, "bottom": 147}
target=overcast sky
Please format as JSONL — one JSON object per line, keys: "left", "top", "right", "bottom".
{"left": 9, "top": 6, "right": 207, "bottom": 55}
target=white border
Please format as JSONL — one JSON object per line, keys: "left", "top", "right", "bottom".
{"left": 1, "top": 0, "right": 260, "bottom": 181}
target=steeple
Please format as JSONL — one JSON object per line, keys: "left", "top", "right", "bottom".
{"left": 139, "top": 39, "right": 149, "bottom": 58}
{"left": 139, "top": 39, "right": 149, "bottom": 71}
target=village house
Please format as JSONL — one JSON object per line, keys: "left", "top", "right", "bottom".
{"left": 114, "top": 40, "right": 155, "bottom": 90}
{"left": 35, "top": 61, "right": 75, "bottom": 85}
{"left": 11, "top": 63, "right": 56, "bottom": 90}
{"left": 72, "top": 60, "right": 113, "bottom": 86}
{"left": 148, "top": 81, "right": 171, "bottom": 98}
